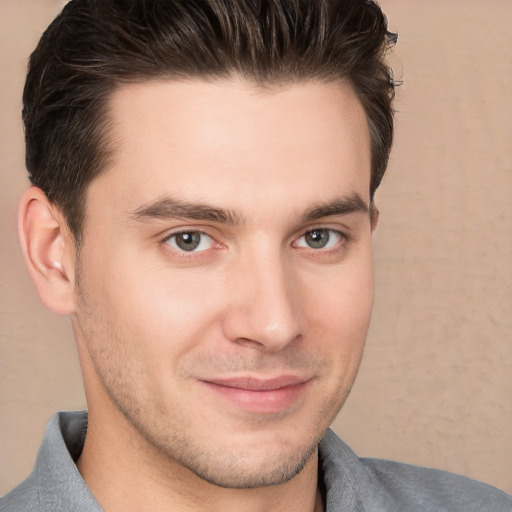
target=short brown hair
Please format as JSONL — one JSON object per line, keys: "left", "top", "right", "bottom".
{"left": 23, "top": 0, "right": 397, "bottom": 239}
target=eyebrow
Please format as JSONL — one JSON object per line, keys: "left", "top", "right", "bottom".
{"left": 129, "top": 196, "right": 242, "bottom": 225}
{"left": 301, "top": 193, "right": 369, "bottom": 222}
{"left": 129, "top": 192, "right": 369, "bottom": 225}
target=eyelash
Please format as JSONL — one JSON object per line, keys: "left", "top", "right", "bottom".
{"left": 162, "top": 230, "right": 218, "bottom": 255}
{"left": 294, "top": 228, "right": 348, "bottom": 254}
{"left": 161, "top": 227, "right": 349, "bottom": 257}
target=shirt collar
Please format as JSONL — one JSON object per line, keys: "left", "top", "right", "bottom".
{"left": 33, "top": 411, "right": 365, "bottom": 512}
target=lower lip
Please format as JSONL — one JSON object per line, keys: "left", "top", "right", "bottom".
{"left": 201, "top": 380, "right": 311, "bottom": 414}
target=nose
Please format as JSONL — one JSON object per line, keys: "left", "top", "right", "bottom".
{"left": 222, "top": 248, "right": 301, "bottom": 352}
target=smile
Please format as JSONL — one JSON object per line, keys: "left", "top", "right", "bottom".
{"left": 199, "top": 375, "right": 313, "bottom": 414}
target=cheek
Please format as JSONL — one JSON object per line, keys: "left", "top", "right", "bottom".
{"left": 76, "top": 257, "right": 228, "bottom": 410}
{"left": 298, "top": 252, "right": 373, "bottom": 383}
{"left": 85, "top": 254, "right": 226, "bottom": 360}
{"left": 303, "top": 255, "right": 374, "bottom": 332}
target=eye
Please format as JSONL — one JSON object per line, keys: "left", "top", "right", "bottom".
{"left": 164, "top": 231, "right": 215, "bottom": 252}
{"left": 295, "top": 228, "right": 343, "bottom": 250}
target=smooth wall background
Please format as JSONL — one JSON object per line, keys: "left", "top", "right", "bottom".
{"left": 1, "top": 0, "right": 511, "bottom": 495}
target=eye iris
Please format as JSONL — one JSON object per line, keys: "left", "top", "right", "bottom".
{"left": 305, "top": 229, "right": 329, "bottom": 249}
{"left": 175, "top": 232, "right": 201, "bottom": 251}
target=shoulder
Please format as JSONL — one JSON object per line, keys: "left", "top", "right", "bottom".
{"left": 359, "top": 457, "right": 512, "bottom": 511}
{"left": 1, "top": 411, "right": 97, "bottom": 512}
{"left": 319, "top": 429, "right": 512, "bottom": 512}
{"left": 0, "top": 474, "right": 40, "bottom": 512}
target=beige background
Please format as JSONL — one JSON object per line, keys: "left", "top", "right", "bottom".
{"left": 1, "top": 0, "right": 511, "bottom": 496}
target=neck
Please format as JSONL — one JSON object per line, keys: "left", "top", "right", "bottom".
{"left": 77, "top": 406, "right": 324, "bottom": 512}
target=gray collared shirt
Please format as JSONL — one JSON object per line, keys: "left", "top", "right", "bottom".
{"left": 2, "top": 411, "right": 511, "bottom": 511}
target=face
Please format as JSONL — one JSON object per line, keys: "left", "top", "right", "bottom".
{"left": 72, "top": 79, "right": 374, "bottom": 488}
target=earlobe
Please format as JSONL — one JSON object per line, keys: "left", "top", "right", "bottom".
{"left": 18, "top": 187, "right": 77, "bottom": 315}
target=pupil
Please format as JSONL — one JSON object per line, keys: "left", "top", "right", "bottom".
{"left": 306, "top": 229, "right": 329, "bottom": 249}
{"left": 176, "top": 232, "right": 200, "bottom": 251}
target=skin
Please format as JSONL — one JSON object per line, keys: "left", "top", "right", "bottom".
{"left": 19, "top": 78, "right": 376, "bottom": 512}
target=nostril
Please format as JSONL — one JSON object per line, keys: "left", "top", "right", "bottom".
{"left": 234, "top": 337, "right": 266, "bottom": 349}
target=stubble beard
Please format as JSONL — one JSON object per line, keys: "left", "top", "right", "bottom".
{"left": 99, "top": 372, "right": 335, "bottom": 489}
{"left": 74, "top": 263, "right": 352, "bottom": 490}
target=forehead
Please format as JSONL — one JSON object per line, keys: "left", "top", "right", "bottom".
{"left": 90, "top": 78, "right": 371, "bottom": 219}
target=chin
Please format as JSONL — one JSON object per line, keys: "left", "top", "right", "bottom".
{"left": 180, "top": 437, "right": 320, "bottom": 489}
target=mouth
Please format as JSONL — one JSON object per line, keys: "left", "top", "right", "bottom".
{"left": 199, "top": 375, "right": 312, "bottom": 414}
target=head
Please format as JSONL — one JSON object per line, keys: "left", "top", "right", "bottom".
{"left": 19, "top": 0, "right": 397, "bottom": 494}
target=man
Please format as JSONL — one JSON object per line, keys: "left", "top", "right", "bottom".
{"left": 1, "top": 0, "right": 510, "bottom": 511}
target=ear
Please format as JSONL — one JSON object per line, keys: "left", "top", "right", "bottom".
{"left": 370, "top": 203, "right": 380, "bottom": 232}
{"left": 18, "top": 187, "right": 77, "bottom": 315}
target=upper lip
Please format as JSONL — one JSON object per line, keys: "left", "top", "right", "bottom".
{"left": 202, "top": 375, "right": 311, "bottom": 391}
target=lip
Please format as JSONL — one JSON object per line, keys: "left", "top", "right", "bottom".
{"left": 199, "top": 375, "right": 312, "bottom": 414}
